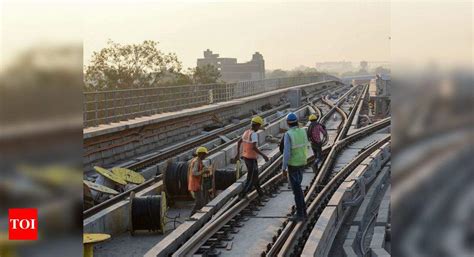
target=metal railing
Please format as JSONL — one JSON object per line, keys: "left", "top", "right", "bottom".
{"left": 83, "top": 75, "right": 339, "bottom": 127}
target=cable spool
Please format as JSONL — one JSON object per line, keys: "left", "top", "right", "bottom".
{"left": 83, "top": 183, "right": 94, "bottom": 210}
{"left": 129, "top": 191, "right": 167, "bottom": 235}
{"left": 214, "top": 169, "right": 238, "bottom": 190}
{"left": 93, "top": 166, "right": 126, "bottom": 202}
{"left": 163, "top": 161, "right": 192, "bottom": 200}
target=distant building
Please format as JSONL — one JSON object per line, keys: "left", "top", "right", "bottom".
{"left": 197, "top": 49, "right": 265, "bottom": 82}
{"left": 369, "top": 74, "right": 391, "bottom": 118}
{"left": 352, "top": 78, "right": 373, "bottom": 86}
{"left": 315, "top": 61, "right": 353, "bottom": 74}
{"left": 340, "top": 74, "right": 376, "bottom": 86}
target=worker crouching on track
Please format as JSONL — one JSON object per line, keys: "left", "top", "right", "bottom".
{"left": 234, "top": 116, "right": 269, "bottom": 199}
{"left": 188, "top": 146, "right": 211, "bottom": 216}
{"left": 282, "top": 113, "right": 309, "bottom": 222}
{"left": 307, "top": 114, "right": 328, "bottom": 171}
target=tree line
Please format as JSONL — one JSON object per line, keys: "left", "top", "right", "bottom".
{"left": 84, "top": 40, "right": 221, "bottom": 91}
{"left": 84, "top": 40, "right": 337, "bottom": 92}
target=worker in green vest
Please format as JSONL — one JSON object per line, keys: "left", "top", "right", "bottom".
{"left": 282, "top": 112, "right": 308, "bottom": 222}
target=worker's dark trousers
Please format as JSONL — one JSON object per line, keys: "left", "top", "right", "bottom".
{"left": 311, "top": 142, "right": 323, "bottom": 167}
{"left": 288, "top": 165, "right": 307, "bottom": 218}
{"left": 241, "top": 157, "right": 264, "bottom": 197}
{"left": 190, "top": 188, "right": 210, "bottom": 216}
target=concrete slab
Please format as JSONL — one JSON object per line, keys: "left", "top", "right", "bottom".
{"left": 301, "top": 206, "right": 337, "bottom": 257}
{"left": 370, "top": 226, "right": 386, "bottom": 249}
{"left": 371, "top": 248, "right": 391, "bottom": 257}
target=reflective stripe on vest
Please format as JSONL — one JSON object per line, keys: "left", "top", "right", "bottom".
{"left": 291, "top": 142, "right": 307, "bottom": 149}
{"left": 287, "top": 128, "right": 308, "bottom": 166}
{"left": 242, "top": 129, "right": 258, "bottom": 159}
{"left": 188, "top": 157, "right": 202, "bottom": 192}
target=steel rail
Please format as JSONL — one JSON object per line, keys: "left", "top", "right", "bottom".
{"left": 309, "top": 82, "right": 347, "bottom": 114}
{"left": 171, "top": 86, "right": 353, "bottom": 256}
{"left": 339, "top": 85, "right": 367, "bottom": 139}
{"left": 277, "top": 134, "right": 391, "bottom": 257}
{"left": 263, "top": 87, "right": 364, "bottom": 256}
{"left": 320, "top": 85, "right": 360, "bottom": 124}
{"left": 314, "top": 85, "right": 363, "bottom": 189}
{"left": 266, "top": 117, "right": 390, "bottom": 256}
{"left": 150, "top": 98, "right": 337, "bottom": 256}
{"left": 171, "top": 158, "right": 285, "bottom": 256}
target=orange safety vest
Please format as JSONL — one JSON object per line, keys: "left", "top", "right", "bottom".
{"left": 242, "top": 129, "right": 258, "bottom": 160}
{"left": 188, "top": 157, "right": 203, "bottom": 192}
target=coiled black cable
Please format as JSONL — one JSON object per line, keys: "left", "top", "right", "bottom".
{"left": 164, "top": 161, "right": 191, "bottom": 198}
{"left": 130, "top": 195, "right": 162, "bottom": 232}
{"left": 214, "top": 169, "right": 238, "bottom": 190}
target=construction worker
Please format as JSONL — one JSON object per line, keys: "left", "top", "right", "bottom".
{"left": 188, "top": 146, "right": 211, "bottom": 216}
{"left": 307, "top": 114, "right": 328, "bottom": 170}
{"left": 234, "top": 116, "right": 269, "bottom": 199}
{"left": 282, "top": 112, "right": 309, "bottom": 222}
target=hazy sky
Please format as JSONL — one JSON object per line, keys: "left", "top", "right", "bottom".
{"left": 1, "top": 1, "right": 471, "bottom": 71}
{"left": 84, "top": 1, "right": 391, "bottom": 70}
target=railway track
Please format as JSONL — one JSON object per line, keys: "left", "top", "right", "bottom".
{"left": 268, "top": 116, "right": 389, "bottom": 256}
{"left": 169, "top": 122, "right": 390, "bottom": 256}
{"left": 157, "top": 85, "right": 378, "bottom": 256}
{"left": 84, "top": 85, "right": 348, "bottom": 219}
{"left": 142, "top": 85, "right": 358, "bottom": 257}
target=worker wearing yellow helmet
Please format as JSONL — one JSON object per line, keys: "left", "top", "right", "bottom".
{"left": 195, "top": 146, "right": 208, "bottom": 155}
{"left": 308, "top": 114, "right": 318, "bottom": 122}
{"left": 307, "top": 113, "right": 328, "bottom": 170}
{"left": 188, "top": 146, "right": 211, "bottom": 216}
{"left": 234, "top": 115, "right": 269, "bottom": 199}
{"left": 251, "top": 116, "right": 264, "bottom": 126}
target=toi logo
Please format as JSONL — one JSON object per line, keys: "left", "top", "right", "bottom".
{"left": 8, "top": 208, "right": 38, "bottom": 240}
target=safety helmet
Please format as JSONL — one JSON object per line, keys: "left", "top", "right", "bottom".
{"left": 286, "top": 113, "right": 298, "bottom": 123}
{"left": 309, "top": 114, "right": 318, "bottom": 121}
{"left": 251, "top": 116, "right": 264, "bottom": 126}
{"left": 196, "top": 146, "right": 208, "bottom": 155}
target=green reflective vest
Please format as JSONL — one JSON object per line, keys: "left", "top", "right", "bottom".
{"left": 287, "top": 127, "right": 308, "bottom": 166}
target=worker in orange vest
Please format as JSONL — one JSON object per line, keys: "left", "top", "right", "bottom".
{"left": 234, "top": 116, "right": 269, "bottom": 199}
{"left": 188, "top": 146, "right": 211, "bottom": 216}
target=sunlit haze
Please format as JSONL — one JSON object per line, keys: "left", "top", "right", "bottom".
{"left": 83, "top": 1, "right": 391, "bottom": 70}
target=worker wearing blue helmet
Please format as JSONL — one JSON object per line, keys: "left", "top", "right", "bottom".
{"left": 282, "top": 112, "right": 309, "bottom": 222}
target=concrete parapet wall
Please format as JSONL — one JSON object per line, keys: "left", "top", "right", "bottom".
{"left": 370, "top": 226, "right": 390, "bottom": 257}
{"left": 84, "top": 81, "right": 338, "bottom": 172}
